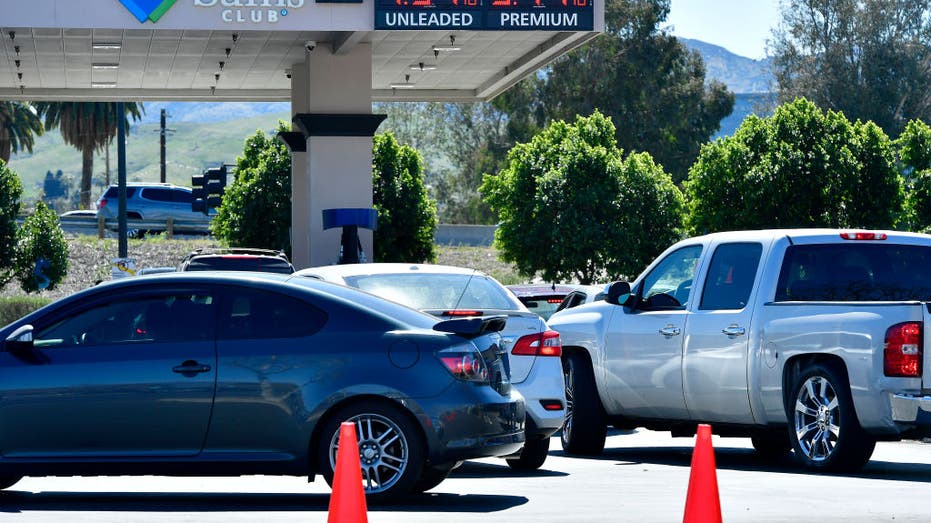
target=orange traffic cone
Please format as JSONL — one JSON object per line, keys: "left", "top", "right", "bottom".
{"left": 683, "top": 424, "right": 722, "bottom": 523}
{"left": 328, "top": 422, "right": 369, "bottom": 523}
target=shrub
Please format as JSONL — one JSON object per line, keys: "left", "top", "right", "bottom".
{"left": 0, "top": 296, "right": 52, "bottom": 326}
{"left": 15, "top": 201, "right": 69, "bottom": 293}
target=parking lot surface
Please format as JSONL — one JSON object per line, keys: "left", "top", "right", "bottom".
{"left": 5, "top": 429, "right": 931, "bottom": 522}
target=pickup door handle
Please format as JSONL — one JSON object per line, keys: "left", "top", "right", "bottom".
{"left": 659, "top": 325, "right": 681, "bottom": 337}
{"left": 722, "top": 324, "right": 746, "bottom": 337}
{"left": 172, "top": 360, "right": 212, "bottom": 374}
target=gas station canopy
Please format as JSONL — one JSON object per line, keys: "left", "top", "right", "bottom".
{"left": 0, "top": 0, "right": 603, "bottom": 102}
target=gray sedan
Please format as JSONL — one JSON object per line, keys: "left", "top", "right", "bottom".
{"left": 0, "top": 273, "right": 525, "bottom": 502}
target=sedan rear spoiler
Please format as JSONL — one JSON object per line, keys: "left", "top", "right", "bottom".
{"left": 433, "top": 315, "right": 507, "bottom": 338}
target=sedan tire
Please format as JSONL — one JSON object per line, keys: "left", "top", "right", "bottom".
{"left": 750, "top": 430, "right": 791, "bottom": 460}
{"left": 0, "top": 476, "right": 21, "bottom": 490}
{"left": 411, "top": 463, "right": 454, "bottom": 493}
{"left": 505, "top": 435, "right": 550, "bottom": 471}
{"left": 788, "top": 363, "right": 876, "bottom": 472}
{"left": 560, "top": 351, "right": 607, "bottom": 455}
{"left": 318, "top": 401, "right": 425, "bottom": 503}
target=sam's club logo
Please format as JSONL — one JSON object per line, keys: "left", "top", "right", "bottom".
{"left": 119, "top": 0, "right": 178, "bottom": 23}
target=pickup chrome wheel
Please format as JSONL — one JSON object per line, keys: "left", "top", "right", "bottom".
{"left": 788, "top": 363, "right": 875, "bottom": 472}
{"left": 560, "top": 351, "right": 607, "bottom": 455}
{"left": 317, "top": 402, "right": 425, "bottom": 503}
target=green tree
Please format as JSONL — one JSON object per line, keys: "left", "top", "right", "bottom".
{"left": 34, "top": 102, "right": 143, "bottom": 209}
{"left": 212, "top": 122, "right": 292, "bottom": 252}
{"left": 430, "top": 103, "right": 513, "bottom": 224}
{"left": 481, "top": 111, "right": 684, "bottom": 284}
{"left": 14, "top": 201, "right": 68, "bottom": 293}
{"left": 496, "top": 0, "right": 733, "bottom": 182}
{"left": 373, "top": 132, "right": 437, "bottom": 263}
{"left": 898, "top": 120, "right": 931, "bottom": 230}
{"left": 772, "top": 0, "right": 931, "bottom": 137}
{"left": 685, "top": 98, "right": 904, "bottom": 234}
{"left": 0, "top": 102, "right": 44, "bottom": 163}
{"left": 0, "top": 160, "right": 23, "bottom": 286}
{"left": 898, "top": 119, "right": 931, "bottom": 172}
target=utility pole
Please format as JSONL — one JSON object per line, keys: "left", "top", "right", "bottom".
{"left": 160, "top": 108, "right": 167, "bottom": 183}
{"left": 118, "top": 101, "right": 128, "bottom": 258}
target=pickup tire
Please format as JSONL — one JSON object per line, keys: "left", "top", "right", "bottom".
{"left": 787, "top": 362, "right": 876, "bottom": 472}
{"left": 561, "top": 351, "right": 607, "bottom": 455}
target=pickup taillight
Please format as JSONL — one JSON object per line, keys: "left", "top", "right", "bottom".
{"left": 884, "top": 322, "right": 922, "bottom": 377}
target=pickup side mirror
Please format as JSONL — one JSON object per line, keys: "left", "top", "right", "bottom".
{"left": 5, "top": 324, "right": 34, "bottom": 352}
{"left": 605, "top": 281, "right": 632, "bottom": 306}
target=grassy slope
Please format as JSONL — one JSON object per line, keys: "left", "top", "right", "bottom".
{"left": 7, "top": 111, "right": 292, "bottom": 201}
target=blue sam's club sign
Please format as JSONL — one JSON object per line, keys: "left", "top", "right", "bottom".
{"left": 119, "top": 0, "right": 178, "bottom": 23}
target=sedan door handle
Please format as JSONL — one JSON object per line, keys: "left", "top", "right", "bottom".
{"left": 172, "top": 360, "right": 212, "bottom": 374}
{"left": 659, "top": 325, "right": 681, "bottom": 338}
{"left": 722, "top": 324, "right": 746, "bottom": 337}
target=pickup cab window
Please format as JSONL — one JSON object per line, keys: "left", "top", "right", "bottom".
{"left": 699, "top": 242, "right": 763, "bottom": 310}
{"left": 776, "top": 243, "right": 931, "bottom": 301}
{"left": 638, "top": 245, "right": 702, "bottom": 310}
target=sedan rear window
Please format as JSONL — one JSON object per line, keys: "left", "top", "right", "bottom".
{"left": 343, "top": 273, "right": 519, "bottom": 311}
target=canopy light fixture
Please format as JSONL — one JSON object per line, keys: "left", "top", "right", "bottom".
{"left": 433, "top": 35, "right": 461, "bottom": 52}
{"left": 410, "top": 62, "right": 437, "bottom": 71}
{"left": 92, "top": 42, "right": 122, "bottom": 50}
{"left": 92, "top": 63, "right": 119, "bottom": 69}
{"left": 91, "top": 81, "right": 117, "bottom": 88}
{"left": 390, "top": 74, "right": 416, "bottom": 89}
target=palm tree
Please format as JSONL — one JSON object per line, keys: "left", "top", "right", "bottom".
{"left": 34, "top": 102, "right": 144, "bottom": 209}
{"left": 0, "top": 101, "right": 44, "bottom": 163}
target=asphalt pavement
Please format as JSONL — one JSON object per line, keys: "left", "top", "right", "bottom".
{"left": 4, "top": 429, "right": 931, "bottom": 522}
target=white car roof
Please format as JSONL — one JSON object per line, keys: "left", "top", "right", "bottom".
{"left": 295, "top": 263, "right": 484, "bottom": 284}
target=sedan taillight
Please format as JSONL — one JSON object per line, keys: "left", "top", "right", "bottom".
{"left": 511, "top": 330, "right": 562, "bottom": 357}
{"left": 436, "top": 344, "right": 488, "bottom": 382}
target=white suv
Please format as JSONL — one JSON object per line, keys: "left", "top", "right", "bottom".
{"left": 95, "top": 183, "right": 214, "bottom": 226}
{"left": 296, "top": 263, "right": 566, "bottom": 470}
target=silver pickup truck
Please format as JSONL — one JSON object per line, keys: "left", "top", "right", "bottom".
{"left": 548, "top": 229, "right": 931, "bottom": 471}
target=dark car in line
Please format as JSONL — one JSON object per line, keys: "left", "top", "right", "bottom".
{"left": 177, "top": 248, "right": 295, "bottom": 274}
{"left": 0, "top": 273, "right": 524, "bottom": 501}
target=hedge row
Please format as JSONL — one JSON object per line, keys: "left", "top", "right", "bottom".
{"left": 0, "top": 296, "right": 52, "bottom": 328}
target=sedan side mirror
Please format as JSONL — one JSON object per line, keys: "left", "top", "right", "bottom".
{"left": 605, "top": 281, "right": 632, "bottom": 306}
{"left": 5, "top": 324, "right": 35, "bottom": 352}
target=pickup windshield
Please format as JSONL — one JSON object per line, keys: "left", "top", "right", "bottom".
{"left": 776, "top": 243, "right": 931, "bottom": 301}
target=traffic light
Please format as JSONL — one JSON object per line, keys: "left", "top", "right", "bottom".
{"left": 191, "top": 174, "right": 207, "bottom": 213}
{"left": 191, "top": 165, "right": 227, "bottom": 214}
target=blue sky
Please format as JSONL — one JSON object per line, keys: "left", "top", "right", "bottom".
{"left": 666, "top": 0, "right": 781, "bottom": 59}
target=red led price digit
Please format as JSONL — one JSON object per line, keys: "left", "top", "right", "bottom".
{"left": 411, "top": 0, "right": 433, "bottom": 5}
